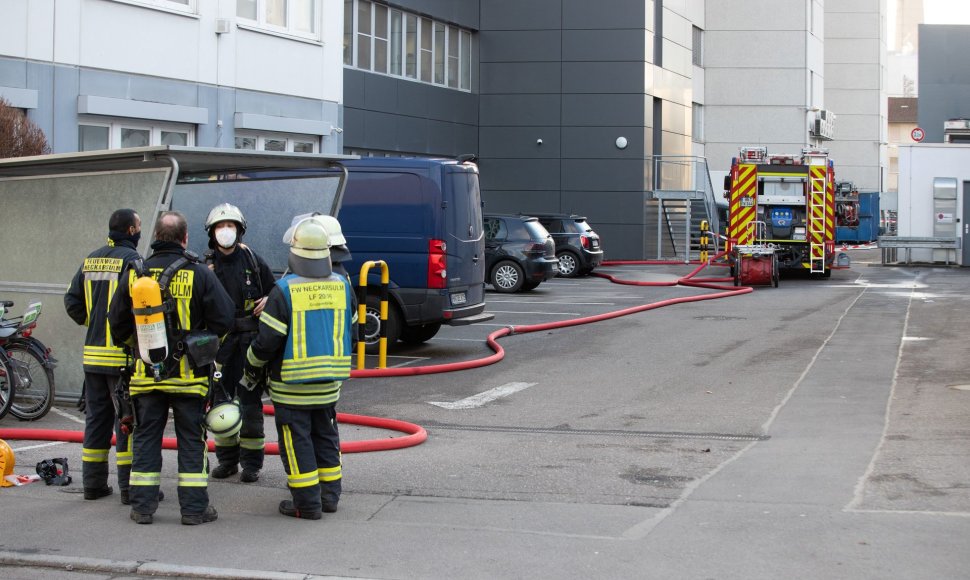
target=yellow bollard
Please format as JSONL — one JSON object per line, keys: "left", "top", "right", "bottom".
{"left": 356, "top": 260, "right": 390, "bottom": 370}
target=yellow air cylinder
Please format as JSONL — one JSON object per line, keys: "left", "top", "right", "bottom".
{"left": 131, "top": 275, "right": 168, "bottom": 364}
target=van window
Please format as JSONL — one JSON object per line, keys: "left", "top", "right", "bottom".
{"left": 447, "top": 171, "right": 483, "bottom": 241}
{"left": 171, "top": 174, "right": 342, "bottom": 273}
{"left": 338, "top": 171, "right": 427, "bottom": 235}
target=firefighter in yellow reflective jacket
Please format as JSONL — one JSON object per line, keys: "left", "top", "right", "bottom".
{"left": 108, "top": 211, "right": 235, "bottom": 525}
{"left": 243, "top": 216, "right": 354, "bottom": 520}
{"left": 64, "top": 209, "right": 142, "bottom": 503}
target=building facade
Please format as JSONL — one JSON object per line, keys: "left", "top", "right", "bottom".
{"left": 0, "top": 0, "right": 889, "bottom": 259}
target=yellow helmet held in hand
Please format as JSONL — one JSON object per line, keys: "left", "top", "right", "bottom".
{"left": 0, "top": 439, "right": 15, "bottom": 487}
{"left": 205, "top": 400, "right": 242, "bottom": 438}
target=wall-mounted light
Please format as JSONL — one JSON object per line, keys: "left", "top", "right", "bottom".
{"left": 536, "top": 138, "right": 543, "bottom": 146}
{"left": 615, "top": 136, "right": 628, "bottom": 149}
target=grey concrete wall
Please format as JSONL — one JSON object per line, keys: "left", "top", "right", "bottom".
{"left": 918, "top": 24, "right": 970, "bottom": 143}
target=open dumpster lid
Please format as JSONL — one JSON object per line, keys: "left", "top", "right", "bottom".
{"left": 0, "top": 146, "right": 357, "bottom": 177}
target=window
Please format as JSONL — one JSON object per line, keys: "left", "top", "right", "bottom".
{"left": 692, "top": 103, "right": 704, "bottom": 143}
{"left": 345, "top": 0, "right": 472, "bottom": 92}
{"left": 234, "top": 132, "right": 319, "bottom": 153}
{"left": 237, "top": 0, "right": 318, "bottom": 38}
{"left": 78, "top": 119, "right": 194, "bottom": 151}
{"left": 692, "top": 26, "right": 703, "bottom": 66}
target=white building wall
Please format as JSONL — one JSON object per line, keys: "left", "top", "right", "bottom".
{"left": 824, "top": 0, "right": 887, "bottom": 192}
{"left": 703, "top": 0, "right": 821, "bottom": 175}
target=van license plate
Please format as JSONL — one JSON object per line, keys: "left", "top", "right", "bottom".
{"left": 451, "top": 292, "right": 467, "bottom": 306}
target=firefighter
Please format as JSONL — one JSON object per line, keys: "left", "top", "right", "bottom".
{"left": 108, "top": 211, "right": 235, "bottom": 525}
{"left": 243, "top": 216, "right": 354, "bottom": 519}
{"left": 64, "top": 209, "right": 144, "bottom": 503}
{"left": 203, "top": 203, "right": 275, "bottom": 483}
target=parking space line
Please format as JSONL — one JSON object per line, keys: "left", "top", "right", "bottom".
{"left": 487, "top": 310, "right": 582, "bottom": 316}
{"left": 428, "top": 382, "right": 536, "bottom": 409}
{"left": 487, "top": 300, "right": 616, "bottom": 305}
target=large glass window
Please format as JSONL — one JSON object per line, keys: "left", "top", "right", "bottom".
{"left": 234, "top": 132, "right": 319, "bottom": 153}
{"left": 345, "top": 1, "right": 471, "bottom": 92}
{"left": 78, "top": 119, "right": 194, "bottom": 151}
{"left": 237, "top": 0, "right": 318, "bottom": 38}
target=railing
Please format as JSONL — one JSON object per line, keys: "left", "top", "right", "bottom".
{"left": 877, "top": 236, "right": 959, "bottom": 265}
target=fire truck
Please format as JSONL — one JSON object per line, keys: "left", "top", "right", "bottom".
{"left": 724, "top": 147, "right": 836, "bottom": 285}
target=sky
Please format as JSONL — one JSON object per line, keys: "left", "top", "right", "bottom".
{"left": 923, "top": 0, "right": 970, "bottom": 23}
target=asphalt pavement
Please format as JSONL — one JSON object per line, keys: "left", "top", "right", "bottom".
{"left": 1, "top": 247, "right": 968, "bottom": 579}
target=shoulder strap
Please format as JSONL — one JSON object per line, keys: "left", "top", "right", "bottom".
{"left": 240, "top": 244, "right": 263, "bottom": 296}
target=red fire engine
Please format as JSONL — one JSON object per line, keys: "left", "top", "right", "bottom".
{"left": 724, "top": 147, "right": 836, "bottom": 285}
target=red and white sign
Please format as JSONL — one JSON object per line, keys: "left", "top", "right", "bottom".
{"left": 911, "top": 127, "right": 925, "bottom": 142}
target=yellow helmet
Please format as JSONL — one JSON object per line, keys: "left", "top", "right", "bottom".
{"left": 0, "top": 439, "right": 15, "bottom": 487}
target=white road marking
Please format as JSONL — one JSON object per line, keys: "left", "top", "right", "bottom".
{"left": 428, "top": 382, "right": 536, "bottom": 410}
{"left": 10, "top": 441, "right": 67, "bottom": 452}
{"left": 487, "top": 310, "right": 582, "bottom": 316}
{"left": 51, "top": 406, "right": 86, "bottom": 424}
{"left": 487, "top": 300, "right": 615, "bottom": 305}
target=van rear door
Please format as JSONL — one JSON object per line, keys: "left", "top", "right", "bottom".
{"left": 443, "top": 164, "right": 486, "bottom": 310}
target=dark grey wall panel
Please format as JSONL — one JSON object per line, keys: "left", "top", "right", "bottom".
{"left": 560, "top": 190, "right": 645, "bottom": 221}
{"left": 480, "top": 62, "right": 562, "bottom": 94}
{"left": 562, "top": 29, "right": 646, "bottom": 62}
{"left": 394, "top": 0, "right": 479, "bottom": 29}
{"left": 480, "top": 0, "right": 562, "bottom": 30}
{"left": 480, "top": 126, "right": 561, "bottom": 158}
{"left": 563, "top": 0, "right": 646, "bottom": 30}
{"left": 480, "top": 30, "right": 562, "bottom": 62}
{"left": 480, "top": 94, "right": 561, "bottom": 126}
{"left": 562, "top": 94, "right": 646, "bottom": 126}
{"left": 591, "top": 223, "right": 645, "bottom": 260}
{"left": 479, "top": 158, "right": 561, "bottom": 191}
{"left": 561, "top": 126, "right": 645, "bottom": 159}
{"left": 481, "top": 190, "right": 563, "bottom": 215}
{"left": 562, "top": 61, "right": 645, "bottom": 94}
{"left": 346, "top": 69, "right": 477, "bottom": 123}
{"left": 562, "top": 158, "right": 645, "bottom": 192}
{"left": 919, "top": 25, "right": 970, "bottom": 142}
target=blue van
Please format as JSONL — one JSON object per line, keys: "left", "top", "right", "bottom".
{"left": 173, "top": 155, "right": 491, "bottom": 349}
{"left": 337, "top": 157, "right": 492, "bottom": 347}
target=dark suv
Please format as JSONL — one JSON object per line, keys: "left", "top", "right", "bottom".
{"left": 531, "top": 214, "right": 604, "bottom": 277}
{"left": 483, "top": 214, "right": 559, "bottom": 293}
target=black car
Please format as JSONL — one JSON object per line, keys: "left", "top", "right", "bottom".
{"left": 483, "top": 214, "right": 559, "bottom": 293}
{"left": 531, "top": 213, "right": 604, "bottom": 277}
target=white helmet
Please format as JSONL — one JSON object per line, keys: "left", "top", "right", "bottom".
{"left": 205, "top": 203, "right": 247, "bottom": 234}
{"left": 314, "top": 214, "right": 347, "bottom": 246}
{"left": 205, "top": 400, "right": 242, "bottom": 438}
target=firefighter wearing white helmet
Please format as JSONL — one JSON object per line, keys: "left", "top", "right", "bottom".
{"left": 202, "top": 203, "right": 275, "bottom": 484}
{"left": 244, "top": 216, "right": 355, "bottom": 519}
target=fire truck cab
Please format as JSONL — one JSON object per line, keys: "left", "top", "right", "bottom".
{"left": 725, "top": 146, "right": 836, "bottom": 278}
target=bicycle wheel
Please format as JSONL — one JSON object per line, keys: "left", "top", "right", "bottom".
{"left": 0, "top": 354, "right": 14, "bottom": 420}
{"left": 6, "top": 342, "right": 55, "bottom": 421}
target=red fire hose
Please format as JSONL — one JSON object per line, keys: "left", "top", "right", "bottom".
{"left": 0, "top": 256, "right": 750, "bottom": 453}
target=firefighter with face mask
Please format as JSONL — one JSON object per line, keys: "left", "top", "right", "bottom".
{"left": 203, "top": 203, "right": 275, "bottom": 483}
{"left": 108, "top": 211, "right": 235, "bottom": 525}
{"left": 243, "top": 216, "right": 355, "bottom": 519}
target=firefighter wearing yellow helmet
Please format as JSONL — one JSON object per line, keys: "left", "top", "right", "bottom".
{"left": 244, "top": 216, "right": 355, "bottom": 519}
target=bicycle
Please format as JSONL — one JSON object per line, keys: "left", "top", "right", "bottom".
{"left": 0, "top": 317, "right": 16, "bottom": 420}
{"left": 0, "top": 300, "right": 56, "bottom": 420}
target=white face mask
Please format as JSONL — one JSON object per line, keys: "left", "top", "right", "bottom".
{"left": 215, "top": 226, "right": 237, "bottom": 249}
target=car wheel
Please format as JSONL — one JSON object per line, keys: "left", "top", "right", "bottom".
{"left": 400, "top": 322, "right": 442, "bottom": 345}
{"left": 363, "top": 294, "right": 401, "bottom": 354}
{"left": 556, "top": 251, "right": 580, "bottom": 278}
{"left": 491, "top": 260, "right": 524, "bottom": 293}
